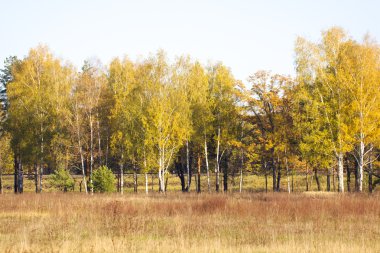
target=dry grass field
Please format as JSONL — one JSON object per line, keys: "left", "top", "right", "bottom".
{"left": 0, "top": 192, "right": 379, "bottom": 253}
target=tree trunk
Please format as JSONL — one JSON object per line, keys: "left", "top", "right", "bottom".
{"left": 285, "top": 157, "right": 290, "bottom": 194}
{"left": 337, "top": 152, "right": 344, "bottom": 193}
{"left": 346, "top": 158, "right": 351, "bottom": 192}
{"left": 18, "top": 159, "right": 23, "bottom": 194}
{"left": 97, "top": 112, "right": 102, "bottom": 166}
{"left": 119, "top": 160, "right": 124, "bottom": 195}
{"left": 14, "top": 153, "right": 18, "bottom": 193}
{"left": 306, "top": 163, "right": 309, "bottom": 192}
{"left": 327, "top": 169, "right": 331, "bottom": 192}
{"left": 223, "top": 152, "right": 228, "bottom": 192}
{"left": 358, "top": 140, "right": 364, "bottom": 192}
{"left": 133, "top": 171, "right": 138, "bottom": 193}
{"left": 105, "top": 133, "right": 109, "bottom": 167}
{"left": 39, "top": 163, "right": 43, "bottom": 193}
{"left": 0, "top": 167, "right": 2, "bottom": 194}
{"left": 89, "top": 113, "right": 94, "bottom": 194}
{"left": 354, "top": 158, "right": 359, "bottom": 191}
{"left": 176, "top": 159, "right": 186, "bottom": 192}
{"left": 332, "top": 168, "right": 336, "bottom": 192}
{"left": 204, "top": 136, "right": 210, "bottom": 193}
{"left": 158, "top": 151, "right": 165, "bottom": 193}
{"left": 368, "top": 144, "right": 373, "bottom": 193}
{"left": 239, "top": 168, "right": 243, "bottom": 193}
{"left": 215, "top": 127, "right": 220, "bottom": 192}
{"left": 76, "top": 101, "right": 87, "bottom": 194}
{"left": 271, "top": 151, "right": 276, "bottom": 192}
{"left": 239, "top": 148, "right": 244, "bottom": 193}
{"left": 265, "top": 168, "right": 268, "bottom": 193}
{"left": 314, "top": 168, "right": 321, "bottom": 191}
{"left": 197, "top": 153, "right": 201, "bottom": 193}
{"left": 34, "top": 163, "right": 39, "bottom": 193}
{"left": 186, "top": 140, "right": 190, "bottom": 192}
{"left": 276, "top": 164, "right": 281, "bottom": 192}
{"left": 165, "top": 173, "right": 168, "bottom": 192}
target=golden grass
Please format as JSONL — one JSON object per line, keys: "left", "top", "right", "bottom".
{"left": 0, "top": 192, "right": 379, "bottom": 252}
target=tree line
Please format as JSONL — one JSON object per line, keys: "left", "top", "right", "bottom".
{"left": 0, "top": 27, "right": 379, "bottom": 194}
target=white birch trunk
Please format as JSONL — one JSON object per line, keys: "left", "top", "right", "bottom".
{"left": 76, "top": 102, "right": 87, "bottom": 194}
{"left": 337, "top": 152, "right": 344, "bottom": 193}
{"left": 358, "top": 138, "right": 364, "bottom": 192}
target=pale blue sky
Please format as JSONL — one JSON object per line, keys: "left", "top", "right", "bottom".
{"left": 1, "top": 0, "right": 379, "bottom": 81}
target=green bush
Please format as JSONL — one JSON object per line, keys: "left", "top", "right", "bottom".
{"left": 50, "top": 168, "right": 75, "bottom": 192}
{"left": 92, "top": 166, "right": 116, "bottom": 193}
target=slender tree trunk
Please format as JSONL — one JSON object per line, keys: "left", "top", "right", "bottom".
{"left": 239, "top": 168, "right": 243, "bottom": 193}
{"left": 197, "top": 153, "right": 201, "bottom": 193}
{"left": 120, "top": 156, "right": 124, "bottom": 195}
{"left": 105, "top": 133, "right": 109, "bottom": 167}
{"left": 271, "top": 151, "right": 276, "bottom": 192}
{"left": 18, "top": 158, "right": 23, "bottom": 194}
{"left": 0, "top": 167, "right": 2, "bottom": 194}
{"left": 276, "top": 164, "right": 281, "bottom": 192}
{"left": 158, "top": 150, "right": 165, "bottom": 193}
{"left": 223, "top": 155, "right": 228, "bottom": 192}
{"left": 368, "top": 144, "right": 373, "bottom": 193}
{"left": 327, "top": 169, "right": 331, "bottom": 192}
{"left": 239, "top": 147, "right": 244, "bottom": 193}
{"left": 165, "top": 174, "right": 169, "bottom": 192}
{"left": 204, "top": 136, "right": 210, "bottom": 192}
{"left": 265, "top": 164, "right": 268, "bottom": 193}
{"left": 332, "top": 168, "right": 336, "bottom": 192}
{"left": 215, "top": 127, "right": 220, "bottom": 192}
{"left": 306, "top": 163, "right": 309, "bottom": 192}
{"left": 39, "top": 121, "right": 44, "bottom": 193}
{"left": 358, "top": 139, "right": 364, "bottom": 192}
{"left": 34, "top": 163, "right": 39, "bottom": 193}
{"left": 145, "top": 173, "right": 148, "bottom": 194}
{"left": 314, "top": 168, "right": 321, "bottom": 191}
{"left": 186, "top": 140, "right": 190, "bottom": 192}
{"left": 354, "top": 158, "right": 359, "bottom": 191}
{"left": 337, "top": 152, "right": 344, "bottom": 193}
{"left": 346, "top": 158, "right": 351, "bottom": 192}
{"left": 14, "top": 153, "right": 18, "bottom": 193}
{"left": 89, "top": 113, "right": 94, "bottom": 194}
{"left": 97, "top": 112, "right": 102, "bottom": 165}
{"left": 117, "top": 171, "right": 120, "bottom": 192}
{"left": 133, "top": 169, "right": 137, "bottom": 193}
{"left": 285, "top": 157, "right": 290, "bottom": 194}
{"left": 76, "top": 102, "right": 87, "bottom": 194}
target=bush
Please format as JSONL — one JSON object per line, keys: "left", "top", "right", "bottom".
{"left": 50, "top": 168, "right": 75, "bottom": 192}
{"left": 92, "top": 166, "right": 116, "bottom": 193}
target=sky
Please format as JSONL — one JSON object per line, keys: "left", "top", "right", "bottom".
{"left": 1, "top": 0, "right": 379, "bottom": 82}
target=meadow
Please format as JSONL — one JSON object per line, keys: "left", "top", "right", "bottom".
{"left": 0, "top": 192, "right": 379, "bottom": 253}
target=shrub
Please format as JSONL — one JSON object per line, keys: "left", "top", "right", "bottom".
{"left": 50, "top": 168, "right": 75, "bottom": 192}
{"left": 92, "top": 166, "right": 116, "bottom": 193}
